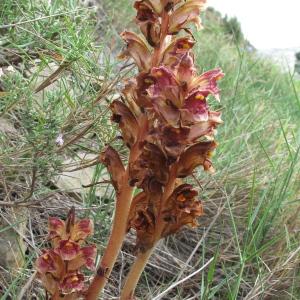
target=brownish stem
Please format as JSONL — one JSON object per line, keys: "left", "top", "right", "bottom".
{"left": 119, "top": 169, "right": 177, "bottom": 299}
{"left": 86, "top": 117, "right": 148, "bottom": 300}
{"left": 52, "top": 290, "right": 60, "bottom": 300}
{"left": 119, "top": 248, "right": 154, "bottom": 300}
{"left": 85, "top": 170, "right": 134, "bottom": 300}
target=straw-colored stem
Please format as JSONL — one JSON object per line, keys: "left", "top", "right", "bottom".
{"left": 52, "top": 290, "right": 61, "bottom": 300}
{"left": 119, "top": 248, "right": 154, "bottom": 300}
{"left": 85, "top": 169, "right": 134, "bottom": 300}
{"left": 119, "top": 169, "right": 177, "bottom": 299}
{"left": 86, "top": 116, "right": 148, "bottom": 300}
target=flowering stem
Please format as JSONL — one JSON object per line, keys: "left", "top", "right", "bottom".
{"left": 86, "top": 170, "right": 134, "bottom": 300}
{"left": 119, "top": 248, "right": 154, "bottom": 300}
{"left": 86, "top": 116, "right": 148, "bottom": 300}
{"left": 52, "top": 290, "right": 61, "bottom": 300}
{"left": 120, "top": 170, "right": 177, "bottom": 299}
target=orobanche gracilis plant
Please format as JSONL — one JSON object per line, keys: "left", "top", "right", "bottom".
{"left": 36, "top": 0, "right": 224, "bottom": 299}
{"left": 36, "top": 208, "right": 96, "bottom": 299}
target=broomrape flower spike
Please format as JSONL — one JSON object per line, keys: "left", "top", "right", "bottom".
{"left": 36, "top": 208, "right": 96, "bottom": 300}
{"left": 86, "top": 0, "right": 224, "bottom": 299}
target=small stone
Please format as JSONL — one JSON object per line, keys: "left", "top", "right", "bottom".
{"left": 56, "top": 133, "right": 64, "bottom": 146}
{"left": 6, "top": 65, "right": 15, "bottom": 73}
{"left": 0, "top": 117, "right": 18, "bottom": 134}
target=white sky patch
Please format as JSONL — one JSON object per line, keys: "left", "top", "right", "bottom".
{"left": 208, "top": 0, "right": 300, "bottom": 50}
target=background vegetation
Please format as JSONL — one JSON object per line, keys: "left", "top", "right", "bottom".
{"left": 0, "top": 0, "right": 299, "bottom": 299}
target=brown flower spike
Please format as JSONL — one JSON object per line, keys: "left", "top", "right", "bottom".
{"left": 119, "top": 0, "right": 223, "bottom": 253}
{"left": 36, "top": 208, "right": 96, "bottom": 299}
{"left": 86, "top": 0, "right": 224, "bottom": 299}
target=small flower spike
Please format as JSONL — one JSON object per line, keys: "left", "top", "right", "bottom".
{"left": 36, "top": 208, "right": 96, "bottom": 298}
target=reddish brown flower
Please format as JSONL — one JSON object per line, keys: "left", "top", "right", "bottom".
{"left": 80, "top": 2, "right": 226, "bottom": 298}
{"left": 60, "top": 272, "right": 85, "bottom": 294}
{"left": 135, "top": 0, "right": 163, "bottom": 15}
{"left": 110, "top": 0, "right": 224, "bottom": 258}
{"left": 135, "top": 1, "right": 158, "bottom": 20}
{"left": 55, "top": 240, "right": 81, "bottom": 261}
{"left": 71, "top": 219, "right": 94, "bottom": 242}
{"left": 119, "top": 31, "right": 152, "bottom": 71}
{"left": 136, "top": 0, "right": 184, "bottom": 15}
{"left": 162, "top": 184, "right": 204, "bottom": 237}
{"left": 100, "top": 146, "right": 125, "bottom": 192}
{"left": 148, "top": 66, "right": 181, "bottom": 107}
{"left": 187, "top": 111, "right": 223, "bottom": 141}
{"left": 129, "top": 142, "right": 169, "bottom": 192}
{"left": 182, "top": 90, "right": 209, "bottom": 122}
{"left": 177, "top": 141, "right": 217, "bottom": 177}
{"left": 36, "top": 249, "right": 64, "bottom": 279}
{"left": 49, "top": 217, "right": 66, "bottom": 243}
{"left": 145, "top": 67, "right": 185, "bottom": 126}
{"left": 162, "top": 36, "right": 196, "bottom": 68}
{"left": 36, "top": 208, "right": 96, "bottom": 297}
{"left": 127, "top": 74, "right": 153, "bottom": 109}
{"left": 174, "top": 52, "right": 196, "bottom": 85}
{"left": 150, "top": 66, "right": 178, "bottom": 89}
{"left": 68, "top": 245, "right": 97, "bottom": 271}
{"left": 127, "top": 192, "right": 157, "bottom": 252}
{"left": 128, "top": 184, "right": 204, "bottom": 252}
{"left": 169, "top": 0, "right": 207, "bottom": 33}
{"left": 190, "top": 68, "right": 225, "bottom": 101}
{"left": 134, "top": 1, "right": 161, "bottom": 47}
{"left": 163, "top": 125, "right": 197, "bottom": 158}
{"left": 110, "top": 100, "right": 140, "bottom": 147}
{"left": 49, "top": 215, "right": 93, "bottom": 247}
{"left": 152, "top": 97, "right": 181, "bottom": 126}
{"left": 36, "top": 249, "right": 78, "bottom": 295}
